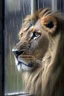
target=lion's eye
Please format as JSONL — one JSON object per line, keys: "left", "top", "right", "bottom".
{"left": 30, "top": 31, "right": 41, "bottom": 40}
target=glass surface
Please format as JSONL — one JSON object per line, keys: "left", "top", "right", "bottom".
{"left": 5, "top": 0, "right": 63, "bottom": 95}
{"left": 5, "top": 0, "right": 31, "bottom": 94}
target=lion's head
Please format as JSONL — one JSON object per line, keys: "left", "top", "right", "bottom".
{"left": 12, "top": 8, "right": 64, "bottom": 96}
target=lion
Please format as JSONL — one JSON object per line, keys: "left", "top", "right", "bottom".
{"left": 12, "top": 8, "right": 64, "bottom": 96}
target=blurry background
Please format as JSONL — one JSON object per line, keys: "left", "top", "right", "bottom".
{"left": 4, "top": 0, "right": 64, "bottom": 95}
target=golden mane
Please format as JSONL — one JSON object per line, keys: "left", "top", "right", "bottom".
{"left": 13, "top": 8, "right": 64, "bottom": 96}
{"left": 23, "top": 10, "right": 64, "bottom": 96}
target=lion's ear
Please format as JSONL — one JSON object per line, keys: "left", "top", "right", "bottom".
{"left": 40, "top": 16, "right": 58, "bottom": 34}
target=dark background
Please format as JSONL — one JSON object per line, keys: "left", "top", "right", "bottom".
{"left": 0, "top": 0, "right": 4, "bottom": 96}
{"left": 0, "top": 0, "right": 64, "bottom": 96}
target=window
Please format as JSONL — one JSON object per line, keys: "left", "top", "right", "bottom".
{"left": 4, "top": 0, "right": 63, "bottom": 95}
{"left": 5, "top": 0, "right": 31, "bottom": 95}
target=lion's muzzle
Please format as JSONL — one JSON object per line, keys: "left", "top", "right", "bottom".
{"left": 12, "top": 47, "right": 36, "bottom": 71}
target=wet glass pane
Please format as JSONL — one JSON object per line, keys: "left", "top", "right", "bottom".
{"left": 5, "top": 0, "right": 61, "bottom": 95}
{"left": 5, "top": 0, "right": 31, "bottom": 94}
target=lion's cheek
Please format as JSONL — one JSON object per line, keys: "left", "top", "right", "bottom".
{"left": 30, "top": 36, "right": 49, "bottom": 59}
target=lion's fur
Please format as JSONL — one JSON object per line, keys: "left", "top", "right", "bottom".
{"left": 13, "top": 8, "right": 64, "bottom": 96}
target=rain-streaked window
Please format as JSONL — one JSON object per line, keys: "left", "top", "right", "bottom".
{"left": 5, "top": 0, "right": 31, "bottom": 95}
{"left": 4, "top": 0, "right": 63, "bottom": 95}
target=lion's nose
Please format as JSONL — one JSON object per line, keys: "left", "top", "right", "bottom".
{"left": 12, "top": 48, "right": 24, "bottom": 56}
{"left": 12, "top": 48, "right": 19, "bottom": 56}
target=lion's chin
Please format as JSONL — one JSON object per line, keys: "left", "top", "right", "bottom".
{"left": 14, "top": 56, "right": 34, "bottom": 71}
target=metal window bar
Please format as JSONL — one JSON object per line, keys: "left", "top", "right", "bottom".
{"left": 5, "top": 92, "right": 33, "bottom": 96}
{"left": 52, "top": 0, "right": 57, "bottom": 12}
{"left": 31, "top": 0, "right": 38, "bottom": 14}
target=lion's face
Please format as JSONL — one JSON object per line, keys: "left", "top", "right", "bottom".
{"left": 12, "top": 9, "right": 58, "bottom": 72}
{"left": 12, "top": 19, "right": 49, "bottom": 71}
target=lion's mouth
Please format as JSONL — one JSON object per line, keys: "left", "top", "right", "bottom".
{"left": 14, "top": 55, "right": 35, "bottom": 71}
{"left": 18, "top": 57, "right": 34, "bottom": 68}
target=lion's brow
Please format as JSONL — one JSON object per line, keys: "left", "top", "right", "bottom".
{"left": 25, "top": 20, "right": 35, "bottom": 31}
